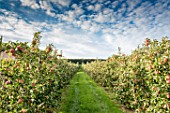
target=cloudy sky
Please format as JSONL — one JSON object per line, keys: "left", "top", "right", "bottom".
{"left": 0, "top": 0, "right": 170, "bottom": 59}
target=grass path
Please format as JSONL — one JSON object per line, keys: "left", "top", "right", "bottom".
{"left": 59, "top": 71, "right": 123, "bottom": 113}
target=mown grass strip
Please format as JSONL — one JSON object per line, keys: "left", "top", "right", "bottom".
{"left": 59, "top": 71, "right": 123, "bottom": 113}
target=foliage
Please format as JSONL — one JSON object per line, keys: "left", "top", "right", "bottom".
{"left": 83, "top": 37, "right": 170, "bottom": 113}
{"left": 0, "top": 32, "right": 78, "bottom": 113}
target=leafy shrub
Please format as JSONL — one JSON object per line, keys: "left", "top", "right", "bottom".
{"left": 83, "top": 37, "right": 170, "bottom": 113}
{"left": 0, "top": 33, "right": 78, "bottom": 112}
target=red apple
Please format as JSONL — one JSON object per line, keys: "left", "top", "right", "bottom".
{"left": 154, "top": 70, "right": 159, "bottom": 75}
{"left": 10, "top": 48, "right": 15, "bottom": 53}
{"left": 5, "top": 80, "right": 11, "bottom": 85}
{"left": 19, "top": 79, "right": 24, "bottom": 84}
{"left": 31, "top": 83, "right": 36, "bottom": 87}
{"left": 146, "top": 39, "right": 149, "bottom": 46}
{"left": 12, "top": 53, "right": 16, "bottom": 56}
{"left": 17, "top": 46, "right": 23, "bottom": 52}
{"left": 134, "top": 79, "right": 137, "bottom": 83}
{"left": 166, "top": 76, "right": 170, "bottom": 80}
{"left": 30, "top": 74, "right": 33, "bottom": 78}
{"left": 18, "top": 98, "right": 24, "bottom": 104}
{"left": 122, "top": 53, "right": 125, "bottom": 57}
{"left": 27, "top": 67, "right": 30, "bottom": 70}
{"left": 166, "top": 79, "right": 170, "bottom": 84}
{"left": 154, "top": 51, "right": 158, "bottom": 55}
{"left": 1, "top": 85, "right": 5, "bottom": 90}
{"left": 149, "top": 60, "right": 152, "bottom": 64}
{"left": 148, "top": 65, "right": 152, "bottom": 70}
{"left": 159, "top": 61, "right": 163, "bottom": 65}
{"left": 164, "top": 58, "right": 168, "bottom": 63}
{"left": 153, "top": 86, "right": 158, "bottom": 91}
{"left": 167, "top": 94, "right": 170, "bottom": 99}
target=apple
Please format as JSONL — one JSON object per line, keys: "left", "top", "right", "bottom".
{"left": 5, "top": 80, "right": 11, "bottom": 85}
{"left": 134, "top": 79, "right": 137, "bottom": 83}
{"left": 17, "top": 46, "right": 23, "bottom": 52}
{"left": 166, "top": 76, "right": 170, "bottom": 80}
{"left": 159, "top": 61, "right": 163, "bottom": 65}
{"left": 12, "top": 53, "right": 16, "bottom": 56}
{"left": 163, "top": 103, "right": 170, "bottom": 109}
{"left": 166, "top": 79, "right": 170, "bottom": 84}
{"left": 19, "top": 79, "right": 24, "bottom": 84}
{"left": 30, "top": 74, "right": 33, "bottom": 78}
{"left": 18, "top": 98, "right": 24, "bottom": 104}
{"left": 164, "top": 58, "right": 168, "bottom": 63}
{"left": 149, "top": 60, "right": 152, "bottom": 64}
{"left": 122, "top": 53, "right": 125, "bottom": 56}
{"left": 146, "top": 39, "right": 149, "bottom": 46}
{"left": 31, "top": 83, "right": 36, "bottom": 87}
{"left": 154, "top": 51, "right": 158, "bottom": 55}
{"left": 167, "top": 94, "right": 170, "bottom": 99}
{"left": 10, "top": 48, "right": 15, "bottom": 53}
{"left": 1, "top": 85, "right": 5, "bottom": 90}
{"left": 153, "top": 86, "right": 158, "bottom": 91}
{"left": 27, "top": 67, "right": 30, "bottom": 70}
{"left": 148, "top": 65, "right": 152, "bottom": 70}
{"left": 154, "top": 70, "right": 159, "bottom": 75}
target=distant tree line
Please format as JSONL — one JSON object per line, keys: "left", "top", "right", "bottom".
{"left": 67, "top": 59, "right": 106, "bottom": 64}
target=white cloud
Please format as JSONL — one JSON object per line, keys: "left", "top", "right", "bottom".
{"left": 1, "top": 0, "right": 170, "bottom": 58}
{"left": 41, "top": 27, "right": 110, "bottom": 58}
{"left": 60, "top": 5, "right": 84, "bottom": 23}
{"left": 126, "top": 0, "right": 141, "bottom": 12}
{"left": 87, "top": 5, "right": 94, "bottom": 10}
{"left": 20, "top": 0, "right": 57, "bottom": 17}
{"left": 46, "top": 10, "right": 56, "bottom": 17}
{"left": 81, "top": 21, "right": 91, "bottom": 30}
{"left": 71, "top": 4, "right": 84, "bottom": 15}
{"left": 112, "top": 1, "right": 119, "bottom": 9}
{"left": 103, "top": 8, "right": 112, "bottom": 14}
{"left": 71, "top": 4, "right": 78, "bottom": 9}
{"left": 104, "top": 1, "right": 111, "bottom": 5}
{"left": 94, "top": 13, "right": 110, "bottom": 23}
{"left": 20, "top": 0, "right": 40, "bottom": 9}
{"left": 75, "top": 21, "right": 82, "bottom": 27}
{"left": 39, "top": 1, "right": 52, "bottom": 10}
{"left": 104, "top": 34, "right": 113, "bottom": 44}
{"left": 75, "top": 7, "right": 84, "bottom": 15}
{"left": 89, "top": 23, "right": 101, "bottom": 32}
{"left": 61, "top": 11, "right": 75, "bottom": 22}
{"left": 53, "top": 0, "right": 71, "bottom": 7}
{"left": 94, "top": 4, "right": 102, "bottom": 11}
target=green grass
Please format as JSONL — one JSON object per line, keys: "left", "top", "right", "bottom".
{"left": 59, "top": 71, "right": 123, "bottom": 113}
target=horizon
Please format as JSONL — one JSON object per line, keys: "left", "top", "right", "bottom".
{"left": 0, "top": 0, "right": 170, "bottom": 59}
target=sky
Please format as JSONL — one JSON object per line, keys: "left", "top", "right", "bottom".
{"left": 0, "top": 0, "right": 170, "bottom": 59}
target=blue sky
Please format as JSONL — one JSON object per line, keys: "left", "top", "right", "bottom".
{"left": 0, "top": 0, "right": 170, "bottom": 58}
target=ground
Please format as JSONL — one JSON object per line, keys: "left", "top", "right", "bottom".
{"left": 59, "top": 71, "right": 123, "bottom": 113}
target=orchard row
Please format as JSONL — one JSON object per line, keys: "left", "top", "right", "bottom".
{"left": 83, "top": 37, "right": 170, "bottom": 113}
{"left": 0, "top": 32, "right": 78, "bottom": 113}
